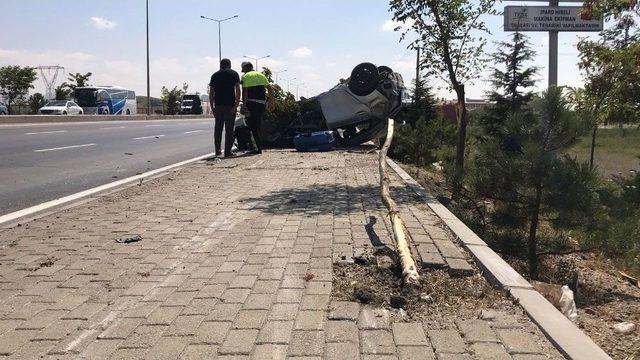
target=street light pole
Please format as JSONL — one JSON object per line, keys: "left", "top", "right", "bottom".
{"left": 243, "top": 55, "right": 270, "bottom": 70}
{"left": 146, "top": 0, "right": 150, "bottom": 115}
{"left": 200, "top": 15, "right": 239, "bottom": 65}
{"left": 274, "top": 69, "right": 287, "bottom": 85}
{"left": 284, "top": 77, "right": 296, "bottom": 93}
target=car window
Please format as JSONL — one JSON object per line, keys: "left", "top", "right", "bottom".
{"left": 69, "top": 102, "right": 78, "bottom": 107}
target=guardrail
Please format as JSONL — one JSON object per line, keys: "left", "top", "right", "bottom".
{"left": 0, "top": 114, "right": 213, "bottom": 124}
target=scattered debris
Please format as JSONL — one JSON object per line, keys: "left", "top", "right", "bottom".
{"left": 138, "top": 271, "right": 150, "bottom": 277}
{"left": 39, "top": 258, "right": 55, "bottom": 268}
{"left": 353, "top": 255, "right": 370, "bottom": 266}
{"left": 618, "top": 271, "right": 640, "bottom": 288}
{"left": 311, "top": 166, "right": 330, "bottom": 171}
{"left": 390, "top": 294, "right": 407, "bottom": 309}
{"left": 138, "top": 179, "right": 143, "bottom": 186}
{"left": 532, "top": 281, "right": 578, "bottom": 322}
{"left": 116, "top": 235, "right": 142, "bottom": 244}
{"left": 354, "top": 286, "right": 375, "bottom": 304}
{"left": 303, "top": 273, "right": 315, "bottom": 282}
{"left": 124, "top": 152, "right": 133, "bottom": 155}
{"left": 420, "top": 293, "right": 434, "bottom": 304}
{"left": 613, "top": 322, "right": 636, "bottom": 335}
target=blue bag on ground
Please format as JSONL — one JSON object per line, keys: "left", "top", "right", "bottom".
{"left": 294, "top": 131, "right": 337, "bottom": 152}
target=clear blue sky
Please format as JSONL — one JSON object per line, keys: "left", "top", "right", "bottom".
{"left": 0, "top": 0, "right": 596, "bottom": 99}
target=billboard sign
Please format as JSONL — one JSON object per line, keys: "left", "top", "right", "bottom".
{"left": 504, "top": 6, "right": 603, "bottom": 32}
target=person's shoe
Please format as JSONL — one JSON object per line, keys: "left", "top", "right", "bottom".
{"left": 224, "top": 152, "right": 235, "bottom": 158}
{"left": 215, "top": 151, "right": 222, "bottom": 157}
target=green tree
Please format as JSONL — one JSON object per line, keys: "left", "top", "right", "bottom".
{"left": 260, "top": 67, "right": 299, "bottom": 144}
{"left": 478, "top": 31, "right": 539, "bottom": 149}
{"left": 28, "top": 92, "right": 46, "bottom": 114}
{"left": 576, "top": 13, "right": 640, "bottom": 169}
{"left": 55, "top": 85, "right": 72, "bottom": 100}
{"left": 0, "top": 65, "right": 38, "bottom": 114}
{"left": 389, "top": 0, "right": 498, "bottom": 196}
{"left": 62, "top": 72, "right": 92, "bottom": 92}
{"left": 468, "top": 88, "right": 598, "bottom": 279}
{"left": 160, "top": 83, "right": 188, "bottom": 115}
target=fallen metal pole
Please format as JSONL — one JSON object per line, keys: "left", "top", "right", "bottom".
{"left": 379, "top": 119, "right": 421, "bottom": 287}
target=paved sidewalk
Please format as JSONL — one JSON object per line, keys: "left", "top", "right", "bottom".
{"left": 0, "top": 149, "right": 564, "bottom": 359}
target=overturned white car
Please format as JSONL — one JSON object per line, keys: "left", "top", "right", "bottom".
{"left": 271, "top": 63, "right": 408, "bottom": 146}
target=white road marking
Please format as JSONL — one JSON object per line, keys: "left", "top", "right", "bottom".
{"left": 99, "top": 126, "right": 126, "bottom": 130}
{"left": 184, "top": 130, "right": 204, "bottom": 134}
{"left": 0, "top": 152, "right": 214, "bottom": 226}
{"left": 133, "top": 135, "right": 165, "bottom": 140}
{"left": 25, "top": 130, "right": 67, "bottom": 135}
{"left": 34, "top": 143, "right": 96, "bottom": 152}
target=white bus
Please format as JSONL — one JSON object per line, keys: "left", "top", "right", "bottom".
{"left": 74, "top": 86, "right": 137, "bottom": 115}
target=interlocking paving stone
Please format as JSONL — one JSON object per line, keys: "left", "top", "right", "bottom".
{"left": 0, "top": 151, "right": 570, "bottom": 359}
{"left": 496, "top": 328, "right": 543, "bottom": 354}
{"left": 428, "top": 329, "right": 467, "bottom": 354}
{"left": 470, "top": 342, "right": 512, "bottom": 359}
{"left": 392, "top": 323, "right": 429, "bottom": 346}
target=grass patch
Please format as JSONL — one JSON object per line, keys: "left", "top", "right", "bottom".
{"left": 568, "top": 126, "right": 640, "bottom": 177}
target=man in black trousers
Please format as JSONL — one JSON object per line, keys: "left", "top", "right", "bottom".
{"left": 209, "top": 58, "right": 240, "bottom": 158}
{"left": 240, "top": 61, "right": 272, "bottom": 154}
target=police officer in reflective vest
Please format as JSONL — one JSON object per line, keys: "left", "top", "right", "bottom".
{"left": 240, "top": 62, "right": 272, "bottom": 154}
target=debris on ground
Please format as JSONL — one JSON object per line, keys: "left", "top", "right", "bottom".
{"left": 116, "top": 234, "right": 142, "bottom": 244}
{"left": 333, "top": 263, "right": 509, "bottom": 320}
{"left": 354, "top": 286, "right": 375, "bottom": 304}
{"left": 532, "top": 281, "right": 578, "bottom": 322}
{"left": 390, "top": 294, "right": 407, "bottom": 309}
{"left": 619, "top": 271, "right": 639, "bottom": 288}
{"left": 124, "top": 152, "right": 133, "bottom": 155}
{"left": 613, "top": 322, "right": 636, "bottom": 335}
{"left": 303, "top": 273, "right": 314, "bottom": 282}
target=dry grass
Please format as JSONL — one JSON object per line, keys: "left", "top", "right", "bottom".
{"left": 568, "top": 127, "right": 640, "bottom": 178}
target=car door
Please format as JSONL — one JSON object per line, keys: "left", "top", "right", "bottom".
{"left": 70, "top": 102, "right": 81, "bottom": 114}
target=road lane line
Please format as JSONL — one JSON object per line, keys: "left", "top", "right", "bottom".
{"left": 0, "top": 152, "right": 215, "bottom": 227}
{"left": 25, "top": 130, "right": 67, "bottom": 135}
{"left": 133, "top": 135, "right": 166, "bottom": 140}
{"left": 184, "top": 130, "right": 204, "bottom": 134}
{"left": 99, "top": 126, "right": 126, "bottom": 130}
{"left": 34, "top": 143, "right": 96, "bottom": 153}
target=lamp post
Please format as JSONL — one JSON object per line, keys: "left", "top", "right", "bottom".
{"left": 283, "top": 77, "right": 296, "bottom": 93}
{"left": 273, "top": 69, "right": 287, "bottom": 85}
{"left": 146, "top": 0, "right": 150, "bottom": 115}
{"left": 243, "top": 55, "right": 270, "bottom": 70}
{"left": 295, "top": 82, "right": 305, "bottom": 100}
{"left": 200, "top": 15, "right": 239, "bottom": 65}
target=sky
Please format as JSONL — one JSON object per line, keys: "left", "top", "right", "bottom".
{"left": 0, "top": 0, "right": 600, "bottom": 100}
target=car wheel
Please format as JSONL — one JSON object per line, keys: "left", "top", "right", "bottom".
{"left": 126, "top": 109, "right": 131, "bottom": 115}
{"left": 62, "top": 111, "right": 67, "bottom": 115}
{"left": 377, "top": 65, "right": 393, "bottom": 75}
{"left": 79, "top": 111, "right": 83, "bottom": 115}
{"left": 348, "top": 62, "right": 379, "bottom": 96}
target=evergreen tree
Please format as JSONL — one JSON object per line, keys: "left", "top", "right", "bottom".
{"left": 469, "top": 88, "right": 599, "bottom": 279}
{"left": 28, "top": 92, "right": 46, "bottom": 114}
{"left": 488, "top": 32, "right": 539, "bottom": 112}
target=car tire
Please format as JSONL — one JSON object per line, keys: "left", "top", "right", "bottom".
{"left": 348, "top": 62, "right": 379, "bottom": 96}
{"left": 79, "top": 111, "right": 83, "bottom": 115}
{"left": 62, "top": 111, "right": 67, "bottom": 115}
{"left": 126, "top": 109, "right": 130, "bottom": 115}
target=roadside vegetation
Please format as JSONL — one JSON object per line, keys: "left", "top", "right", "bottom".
{"left": 390, "top": 1, "right": 639, "bottom": 355}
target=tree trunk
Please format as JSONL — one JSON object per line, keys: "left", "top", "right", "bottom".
{"left": 589, "top": 123, "right": 597, "bottom": 171}
{"left": 528, "top": 184, "right": 542, "bottom": 280}
{"left": 379, "top": 119, "right": 421, "bottom": 287}
{"left": 453, "top": 84, "right": 468, "bottom": 198}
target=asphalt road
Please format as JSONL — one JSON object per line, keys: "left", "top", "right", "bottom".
{"left": 0, "top": 118, "right": 220, "bottom": 215}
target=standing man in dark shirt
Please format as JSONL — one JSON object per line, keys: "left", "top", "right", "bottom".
{"left": 241, "top": 61, "right": 272, "bottom": 154}
{"left": 209, "top": 58, "right": 240, "bottom": 158}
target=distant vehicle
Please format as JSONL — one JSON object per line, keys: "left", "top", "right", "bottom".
{"left": 0, "top": 102, "right": 7, "bottom": 115}
{"left": 38, "top": 100, "right": 83, "bottom": 115}
{"left": 268, "top": 62, "right": 407, "bottom": 146}
{"left": 180, "top": 94, "right": 203, "bottom": 115}
{"left": 74, "top": 86, "right": 137, "bottom": 115}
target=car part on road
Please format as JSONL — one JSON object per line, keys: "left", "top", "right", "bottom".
{"left": 116, "top": 234, "right": 142, "bottom": 244}
{"left": 293, "top": 130, "right": 337, "bottom": 152}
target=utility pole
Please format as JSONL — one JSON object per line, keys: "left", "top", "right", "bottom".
{"left": 243, "top": 55, "right": 271, "bottom": 70}
{"left": 274, "top": 69, "right": 287, "bottom": 85}
{"left": 146, "top": 0, "right": 150, "bottom": 115}
{"left": 415, "top": 47, "right": 420, "bottom": 104}
{"left": 549, "top": 0, "right": 558, "bottom": 87}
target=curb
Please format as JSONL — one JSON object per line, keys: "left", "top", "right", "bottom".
{"left": 386, "top": 157, "right": 611, "bottom": 360}
{"left": 0, "top": 152, "right": 215, "bottom": 229}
